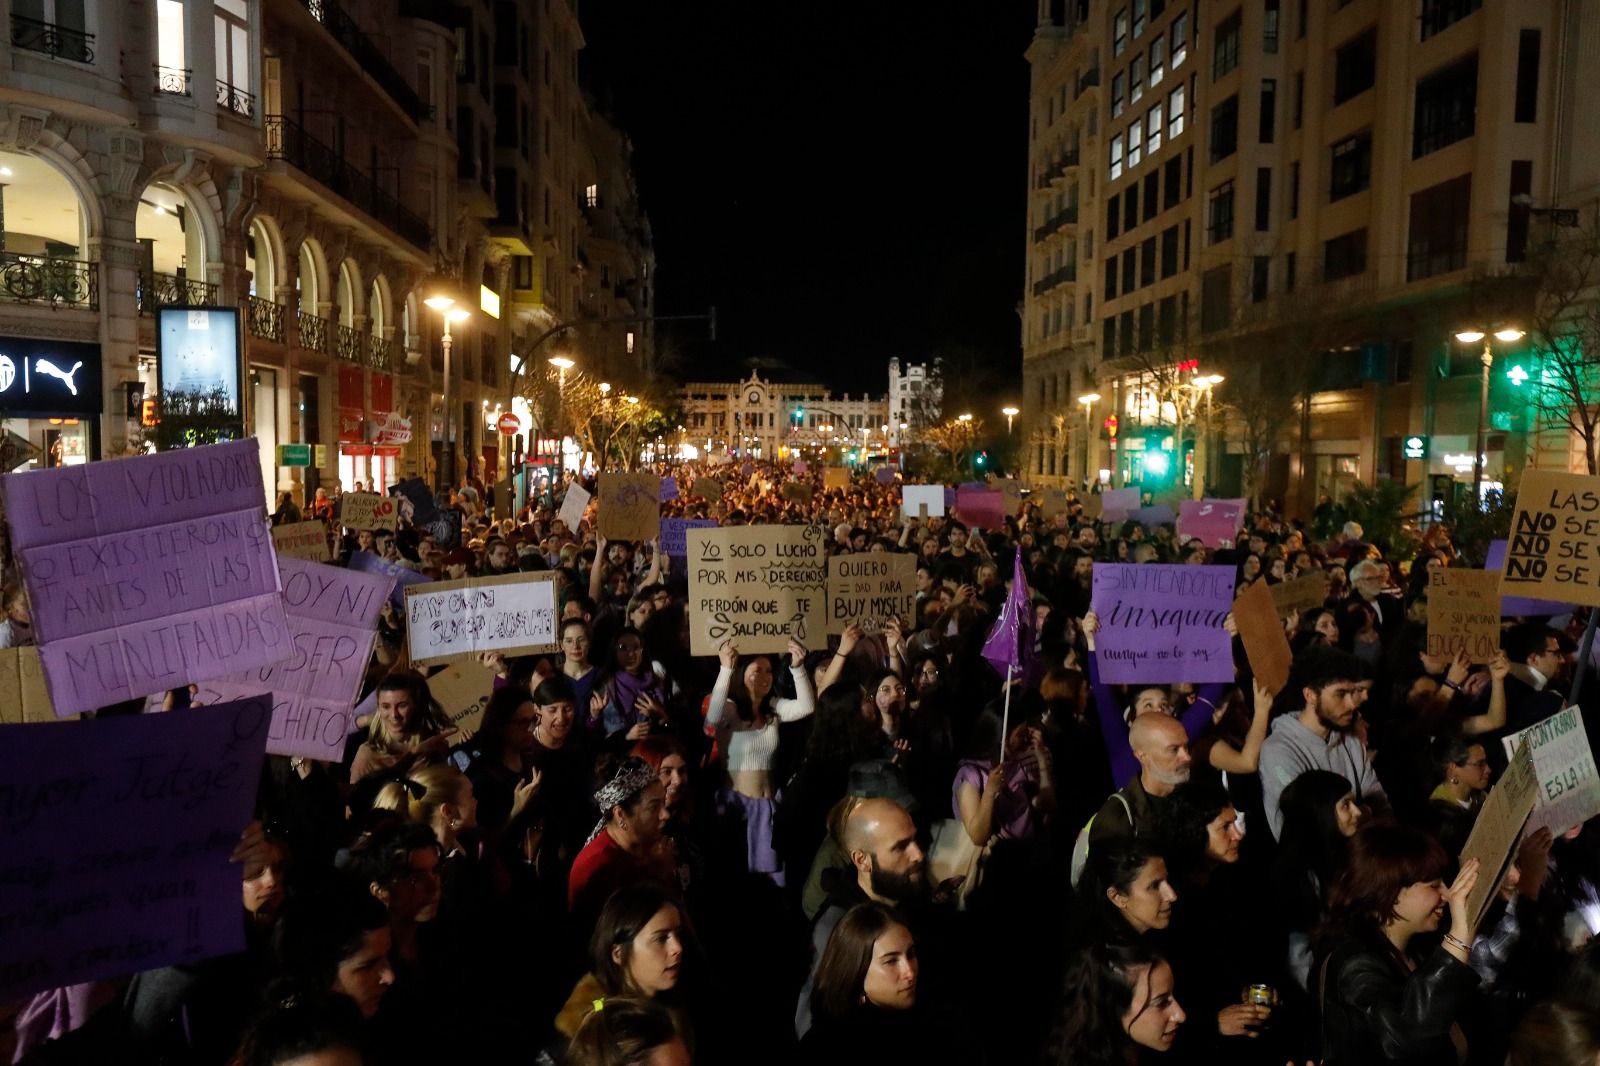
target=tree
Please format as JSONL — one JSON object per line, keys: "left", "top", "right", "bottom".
{"left": 923, "top": 415, "right": 981, "bottom": 479}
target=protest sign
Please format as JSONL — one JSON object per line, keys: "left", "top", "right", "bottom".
{"left": 392, "top": 477, "right": 437, "bottom": 524}
{"left": 340, "top": 491, "right": 398, "bottom": 531}
{"left": 693, "top": 477, "right": 724, "bottom": 502}
{"left": 827, "top": 553, "right": 916, "bottom": 635}
{"left": 1035, "top": 487, "right": 1070, "bottom": 520}
{"left": 875, "top": 466, "right": 896, "bottom": 486}
{"left": 661, "top": 518, "right": 717, "bottom": 560}
{"left": 782, "top": 481, "right": 815, "bottom": 502}
{"left": 426, "top": 659, "right": 495, "bottom": 734}
{"left": 999, "top": 480, "right": 1024, "bottom": 516}
{"left": 1503, "top": 708, "right": 1600, "bottom": 835}
{"left": 955, "top": 488, "right": 1005, "bottom": 530}
{"left": 0, "top": 646, "right": 60, "bottom": 723}
{"left": 271, "top": 520, "right": 332, "bottom": 562}
{"left": 405, "top": 571, "right": 559, "bottom": 666}
{"left": 901, "top": 485, "right": 945, "bottom": 519}
{"left": 1090, "top": 564, "right": 1236, "bottom": 683}
{"left": 421, "top": 509, "right": 462, "bottom": 550}
{"left": 792, "top": 460, "right": 809, "bottom": 475}
{"left": 660, "top": 476, "right": 680, "bottom": 502}
{"left": 824, "top": 467, "right": 850, "bottom": 491}
{"left": 598, "top": 472, "right": 660, "bottom": 543}
{"left": 203, "top": 558, "right": 393, "bottom": 762}
{"left": 1099, "top": 487, "right": 1140, "bottom": 523}
{"left": 0, "top": 439, "right": 291, "bottom": 716}
{"left": 1081, "top": 493, "right": 1104, "bottom": 520}
{"left": 687, "top": 525, "right": 827, "bottom": 655}
{"left": 0, "top": 697, "right": 271, "bottom": 1000}
{"left": 1426, "top": 568, "right": 1502, "bottom": 663}
{"left": 1270, "top": 572, "right": 1331, "bottom": 618}
{"left": 1459, "top": 737, "right": 1538, "bottom": 931}
{"left": 1178, "top": 499, "right": 1245, "bottom": 548}
{"left": 1233, "top": 579, "right": 1291, "bottom": 695}
{"left": 1485, "top": 539, "right": 1573, "bottom": 616}
{"left": 559, "top": 481, "right": 591, "bottom": 531}
{"left": 349, "top": 550, "right": 430, "bottom": 612}
{"left": 1131, "top": 504, "right": 1177, "bottom": 529}
{"left": 1504, "top": 468, "right": 1600, "bottom": 607}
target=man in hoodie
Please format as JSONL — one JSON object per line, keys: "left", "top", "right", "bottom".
{"left": 1261, "top": 645, "right": 1387, "bottom": 839}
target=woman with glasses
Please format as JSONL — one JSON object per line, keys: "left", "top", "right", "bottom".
{"left": 1427, "top": 732, "right": 1492, "bottom": 848}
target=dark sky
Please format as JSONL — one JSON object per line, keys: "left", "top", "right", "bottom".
{"left": 581, "top": 2, "right": 1036, "bottom": 396}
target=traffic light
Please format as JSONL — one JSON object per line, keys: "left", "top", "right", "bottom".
{"left": 976, "top": 451, "right": 987, "bottom": 467}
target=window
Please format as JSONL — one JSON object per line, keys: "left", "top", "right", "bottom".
{"left": 1112, "top": 72, "right": 1126, "bottom": 118}
{"left": 1251, "top": 256, "right": 1270, "bottom": 302}
{"left": 1124, "top": 184, "right": 1139, "bottom": 229}
{"left": 1420, "top": 0, "right": 1481, "bottom": 41}
{"left": 1133, "top": 0, "right": 1147, "bottom": 38}
{"left": 1324, "top": 228, "right": 1369, "bottom": 280}
{"left": 1330, "top": 133, "right": 1371, "bottom": 200}
{"left": 214, "top": 0, "right": 250, "bottom": 94}
{"left": 1103, "top": 317, "right": 1118, "bottom": 359}
{"left": 1169, "top": 83, "right": 1186, "bottom": 138}
{"left": 1131, "top": 54, "right": 1145, "bottom": 105}
{"left": 1289, "top": 160, "right": 1300, "bottom": 218}
{"left": 1128, "top": 120, "right": 1143, "bottom": 168}
{"left": 1207, "top": 181, "right": 1235, "bottom": 244}
{"left": 1414, "top": 54, "right": 1478, "bottom": 158}
{"left": 1110, "top": 133, "right": 1124, "bottom": 180}
{"left": 1148, "top": 102, "right": 1164, "bottom": 154}
{"left": 1161, "top": 225, "right": 1179, "bottom": 276}
{"left": 1107, "top": 194, "right": 1122, "bottom": 239}
{"left": 1114, "top": 8, "right": 1129, "bottom": 56}
{"left": 1121, "top": 311, "right": 1135, "bottom": 351}
{"left": 514, "top": 255, "right": 534, "bottom": 290}
{"left": 1515, "top": 29, "right": 1541, "bottom": 123}
{"left": 1139, "top": 303, "right": 1155, "bottom": 350}
{"left": 1150, "top": 34, "right": 1166, "bottom": 88}
{"left": 1209, "top": 95, "right": 1238, "bottom": 163}
{"left": 1286, "top": 252, "right": 1297, "bottom": 292}
{"left": 1143, "top": 172, "right": 1159, "bottom": 221}
{"left": 584, "top": 183, "right": 599, "bottom": 208}
{"left": 495, "top": 86, "right": 517, "bottom": 145}
{"left": 1201, "top": 264, "right": 1233, "bottom": 332}
{"left": 1406, "top": 174, "right": 1471, "bottom": 280}
{"left": 1333, "top": 30, "right": 1377, "bottom": 105}
{"left": 1213, "top": 11, "right": 1241, "bottom": 80}
{"left": 1293, "top": 71, "right": 1304, "bottom": 128}
{"left": 1259, "top": 79, "right": 1277, "bottom": 143}
{"left": 1123, "top": 248, "right": 1137, "bottom": 293}
{"left": 158, "top": 0, "right": 186, "bottom": 70}
{"left": 1264, "top": 0, "right": 1280, "bottom": 53}
{"left": 1507, "top": 159, "right": 1533, "bottom": 263}
{"left": 1172, "top": 13, "right": 1188, "bottom": 67}
{"left": 1255, "top": 167, "right": 1272, "bottom": 230}
{"left": 1158, "top": 296, "right": 1177, "bottom": 344}
{"left": 1164, "top": 157, "right": 1182, "bottom": 208}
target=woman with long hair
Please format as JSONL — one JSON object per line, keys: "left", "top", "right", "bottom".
{"left": 778, "top": 681, "right": 884, "bottom": 890}
{"left": 631, "top": 734, "right": 705, "bottom": 900}
{"left": 465, "top": 687, "right": 543, "bottom": 833}
{"left": 1071, "top": 838, "right": 1179, "bottom": 947}
{"left": 951, "top": 708, "right": 1056, "bottom": 910}
{"left": 596, "top": 626, "right": 671, "bottom": 742}
{"left": 350, "top": 671, "right": 455, "bottom": 783}
{"left": 1045, "top": 941, "right": 1187, "bottom": 1066}
{"left": 1271, "top": 770, "right": 1364, "bottom": 992}
{"left": 564, "top": 997, "right": 689, "bottom": 1066}
{"left": 554, "top": 886, "right": 692, "bottom": 1053}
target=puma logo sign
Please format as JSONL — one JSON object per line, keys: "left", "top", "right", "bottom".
{"left": 35, "top": 359, "right": 82, "bottom": 395}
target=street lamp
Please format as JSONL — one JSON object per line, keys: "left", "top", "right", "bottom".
{"left": 1002, "top": 405, "right": 1019, "bottom": 434}
{"left": 1078, "top": 393, "right": 1101, "bottom": 489}
{"left": 425, "top": 295, "right": 470, "bottom": 491}
{"left": 1192, "top": 374, "right": 1224, "bottom": 500}
{"left": 1455, "top": 326, "right": 1525, "bottom": 498}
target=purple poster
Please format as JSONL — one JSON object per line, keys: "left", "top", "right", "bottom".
{"left": 0, "top": 440, "right": 290, "bottom": 715}
{"left": 1099, "top": 487, "right": 1141, "bottom": 523}
{"left": 659, "top": 476, "right": 680, "bottom": 502}
{"left": 1486, "top": 539, "right": 1575, "bottom": 616}
{"left": 202, "top": 558, "right": 393, "bottom": 761}
{"left": 661, "top": 518, "right": 717, "bottom": 560}
{"left": 349, "top": 550, "right": 432, "bottom": 611}
{"left": 0, "top": 696, "right": 271, "bottom": 1000}
{"left": 1131, "top": 504, "right": 1177, "bottom": 528}
{"left": 1090, "top": 563, "right": 1237, "bottom": 683}
{"left": 1178, "top": 499, "right": 1245, "bottom": 548}
{"left": 792, "top": 460, "right": 809, "bottom": 475}
{"left": 955, "top": 488, "right": 1005, "bottom": 530}
{"left": 875, "top": 467, "right": 897, "bottom": 486}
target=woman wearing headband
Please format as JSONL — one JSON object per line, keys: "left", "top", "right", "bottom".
{"left": 567, "top": 756, "right": 675, "bottom": 942}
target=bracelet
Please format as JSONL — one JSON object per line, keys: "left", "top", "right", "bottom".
{"left": 1442, "top": 679, "right": 1461, "bottom": 692}
{"left": 1442, "top": 932, "right": 1473, "bottom": 953}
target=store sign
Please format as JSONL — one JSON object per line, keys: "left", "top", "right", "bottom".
{"left": 156, "top": 307, "right": 240, "bottom": 412}
{"left": 0, "top": 337, "right": 103, "bottom": 417}
{"left": 1403, "top": 435, "right": 1428, "bottom": 460}
{"left": 371, "top": 411, "right": 412, "bottom": 445}
{"left": 337, "top": 365, "right": 364, "bottom": 443}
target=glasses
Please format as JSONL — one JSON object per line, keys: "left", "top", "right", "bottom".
{"left": 393, "top": 866, "right": 441, "bottom": 888}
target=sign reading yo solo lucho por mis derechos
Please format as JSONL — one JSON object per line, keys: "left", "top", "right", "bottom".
{"left": 1505, "top": 469, "right": 1600, "bottom": 607}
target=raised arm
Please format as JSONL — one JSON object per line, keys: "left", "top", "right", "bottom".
{"left": 705, "top": 641, "right": 737, "bottom": 730}
{"left": 588, "top": 534, "right": 608, "bottom": 602}
{"left": 1207, "top": 681, "right": 1273, "bottom": 775}
{"left": 1084, "top": 613, "right": 1139, "bottom": 787}
{"left": 773, "top": 638, "right": 816, "bottom": 722}
{"left": 1458, "top": 653, "right": 1509, "bottom": 737}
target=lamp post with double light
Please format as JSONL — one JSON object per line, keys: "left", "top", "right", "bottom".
{"left": 1078, "top": 393, "right": 1101, "bottom": 489}
{"left": 1454, "top": 327, "right": 1525, "bottom": 499}
{"left": 1189, "top": 374, "right": 1224, "bottom": 499}
{"left": 424, "top": 295, "right": 471, "bottom": 491}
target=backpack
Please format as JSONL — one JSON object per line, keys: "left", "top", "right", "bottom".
{"left": 1069, "top": 790, "right": 1132, "bottom": 887}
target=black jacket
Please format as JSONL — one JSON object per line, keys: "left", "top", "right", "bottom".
{"left": 1318, "top": 931, "right": 1479, "bottom": 1066}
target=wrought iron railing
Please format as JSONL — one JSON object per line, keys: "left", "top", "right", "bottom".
{"left": 217, "top": 80, "right": 255, "bottom": 119}
{"left": 334, "top": 323, "right": 364, "bottom": 363}
{"left": 0, "top": 251, "right": 97, "bottom": 309}
{"left": 263, "top": 116, "right": 431, "bottom": 249}
{"left": 297, "top": 310, "right": 329, "bottom": 353}
{"left": 246, "top": 295, "right": 285, "bottom": 342}
{"left": 136, "top": 270, "right": 218, "bottom": 313}
{"left": 154, "top": 65, "right": 191, "bottom": 95}
{"left": 298, "top": 0, "right": 427, "bottom": 121}
{"left": 368, "top": 333, "right": 391, "bottom": 371}
{"left": 10, "top": 14, "right": 93, "bottom": 62}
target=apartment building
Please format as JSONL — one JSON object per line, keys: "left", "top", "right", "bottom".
{"left": 887, "top": 356, "right": 941, "bottom": 449}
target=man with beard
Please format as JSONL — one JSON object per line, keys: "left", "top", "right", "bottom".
{"left": 1260, "top": 645, "right": 1387, "bottom": 839}
{"left": 481, "top": 536, "right": 518, "bottom": 576}
{"left": 1087, "top": 712, "right": 1192, "bottom": 849}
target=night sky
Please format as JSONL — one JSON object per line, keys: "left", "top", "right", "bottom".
{"left": 581, "top": 2, "right": 1036, "bottom": 397}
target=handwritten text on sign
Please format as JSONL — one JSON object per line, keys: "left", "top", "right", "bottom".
{"left": 1505, "top": 469, "right": 1600, "bottom": 607}
{"left": 687, "top": 525, "right": 826, "bottom": 655}
{"left": 0, "top": 697, "right": 271, "bottom": 1000}
{"left": 405, "top": 571, "right": 559, "bottom": 665}
{"left": 340, "top": 491, "right": 397, "bottom": 531}
{"left": 827, "top": 554, "right": 915, "bottom": 635}
{"left": 1090, "top": 564, "right": 1237, "bottom": 684}
{"left": 1459, "top": 738, "right": 1538, "bottom": 931}
{"left": 1502, "top": 708, "right": 1600, "bottom": 835}
{"left": 1426, "top": 568, "right": 1502, "bottom": 663}
{"left": 598, "top": 472, "right": 661, "bottom": 543}
{"left": 0, "top": 439, "right": 290, "bottom": 715}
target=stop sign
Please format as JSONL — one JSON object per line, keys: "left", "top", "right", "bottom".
{"left": 497, "top": 412, "right": 521, "bottom": 435}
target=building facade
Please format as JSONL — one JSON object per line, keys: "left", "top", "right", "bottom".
{"left": 0, "top": 0, "right": 651, "bottom": 499}
{"left": 886, "top": 356, "right": 941, "bottom": 449}
{"left": 681, "top": 371, "right": 889, "bottom": 463}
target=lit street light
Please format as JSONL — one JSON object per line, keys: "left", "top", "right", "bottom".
{"left": 1002, "top": 405, "right": 1019, "bottom": 434}
{"left": 425, "top": 294, "right": 471, "bottom": 491}
{"left": 1077, "top": 393, "right": 1101, "bottom": 489}
{"left": 1455, "top": 326, "right": 1525, "bottom": 498}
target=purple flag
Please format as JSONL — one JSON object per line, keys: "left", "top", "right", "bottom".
{"left": 982, "top": 550, "right": 1037, "bottom": 685}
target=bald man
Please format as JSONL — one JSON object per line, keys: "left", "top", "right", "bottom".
{"left": 1087, "top": 712, "right": 1192, "bottom": 848}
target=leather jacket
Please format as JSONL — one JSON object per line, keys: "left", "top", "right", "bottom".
{"left": 1318, "top": 930, "right": 1479, "bottom": 1065}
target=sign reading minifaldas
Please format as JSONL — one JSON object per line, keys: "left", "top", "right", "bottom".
{"left": 827, "top": 554, "right": 915, "bottom": 634}
{"left": 0, "top": 439, "right": 291, "bottom": 715}
{"left": 687, "top": 525, "right": 826, "bottom": 655}
{"left": 1090, "top": 564, "right": 1236, "bottom": 683}
{"left": 1504, "top": 469, "right": 1600, "bottom": 607}
{"left": 1458, "top": 737, "right": 1538, "bottom": 931}
{"left": 340, "top": 491, "right": 397, "bottom": 531}
{"left": 0, "top": 697, "right": 271, "bottom": 1000}
{"left": 271, "top": 520, "right": 332, "bottom": 562}
{"left": 405, "top": 571, "right": 559, "bottom": 666}
{"left": 1426, "top": 568, "right": 1502, "bottom": 663}
{"left": 202, "top": 558, "right": 394, "bottom": 762}
{"left": 1502, "top": 708, "right": 1600, "bottom": 836}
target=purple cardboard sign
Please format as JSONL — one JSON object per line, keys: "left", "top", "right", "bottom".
{"left": 659, "top": 476, "right": 680, "bottom": 502}
{"left": 955, "top": 488, "right": 1005, "bottom": 530}
{"left": 349, "top": 550, "right": 432, "bottom": 611}
{"left": 1090, "top": 563, "right": 1237, "bottom": 683}
{"left": 0, "top": 696, "right": 271, "bottom": 1000}
{"left": 1099, "top": 487, "right": 1141, "bottom": 524}
{"left": 661, "top": 518, "right": 717, "bottom": 559}
{"left": 0, "top": 441, "right": 291, "bottom": 716}
{"left": 1178, "top": 499, "right": 1245, "bottom": 548}
{"left": 203, "top": 558, "right": 393, "bottom": 761}
{"left": 1486, "top": 540, "right": 1575, "bottom": 616}
{"left": 875, "top": 467, "right": 896, "bottom": 486}
{"left": 792, "top": 460, "right": 809, "bottom": 475}
{"left": 1131, "top": 504, "right": 1178, "bottom": 529}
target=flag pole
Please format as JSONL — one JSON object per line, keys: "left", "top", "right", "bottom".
{"left": 1000, "top": 663, "right": 1014, "bottom": 755}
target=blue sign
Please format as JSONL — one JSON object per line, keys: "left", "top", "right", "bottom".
{"left": 661, "top": 518, "right": 716, "bottom": 559}
{"left": 156, "top": 306, "right": 241, "bottom": 411}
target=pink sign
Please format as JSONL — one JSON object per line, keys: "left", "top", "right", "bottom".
{"left": 1098, "top": 487, "right": 1141, "bottom": 523}
{"left": 955, "top": 488, "right": 1005, "bottom": 530}
{"left": 1178, "top": 498, "right": 1245, "bottom": 548}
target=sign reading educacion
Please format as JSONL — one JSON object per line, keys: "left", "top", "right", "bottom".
{"left": 1504, "top": 469, "right": 1600, "bottom": 607}
{"left": 687, "top": 525, "right": 826, "bottom": 655}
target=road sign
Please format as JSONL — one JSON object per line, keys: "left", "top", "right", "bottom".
{"left": 277, "top": 443, "right": 312, "bottom": 467}
{"left": 497, "top": 412, "right": 521, "bottom": 435}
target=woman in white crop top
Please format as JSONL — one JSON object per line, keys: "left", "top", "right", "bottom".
{"left": 705, "top": 637, "right": 815, "bottom": 884}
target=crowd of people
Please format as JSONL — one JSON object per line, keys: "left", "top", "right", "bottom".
{"left": 5, "top": 458, "right": 1600, "bottom": 1066}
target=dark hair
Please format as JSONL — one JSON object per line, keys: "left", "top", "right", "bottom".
{"left": 232, "top": 993, "right": 364, "bottom": 1066}
{"left": 1276, "top": 770, "right": 1356, "bottom": 888}
{"left": 726, "top": 653, "right": 781, "bottom": 724}
{"left": 348, "top": 821, "right": 442, "bottom": 892}
{"left": 562, "top": 616, "right": 592, "bottom": 639}
{"left": 477, "top": 686, "right": 536, "bottom": 763}
{"left": 565, "top": 996, "right": 682, "bottom": 1066}
{"left": 1293, "top": 643, "right": 1367, "bottom": 696}
{"left": 531, "top": 673, "right": 577, "bottom": 708}
{"left": 1507, "top": 1001, "right": 1600, "bottom": 1066}
{"left": 1567, "top": 937, "right": 1600, "bottom": 1015}
{"left": 271, "top": 885, "right": 389, "bottom": 996}
{"left": 565, "top": 592, "right": 598, "bottom": 618}
{"left": 1321, "top": 822, "right": 1449, "bottom": 945}
{"left": 607, "top": 626, "right": 648, "bottom": 674}
{"left": 590, "top": 884, "right": 682, "bottom": 996}
{"left": 809, "top": 902, "right": 912, "bottom": 1025}
{"left": 805, "top": 681, "right": 883, "bottom": 768}
{"left": 1505, "top": 622, "right": 1563, "bottom": 662}
{"left": 1073, "top": 838, "right": 1165, "bottom": 944}
{"left": 1047, "top": 941, "right": 1173, "bottom": 1066}
{"left": 1163, "top": 778, "right": 1235, "bottom": 876}
{"left": 1430, "top": 731, "right": 1484, "bottom": 782}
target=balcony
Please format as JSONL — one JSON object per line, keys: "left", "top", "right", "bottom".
{"left": 1030, "top": 265, "right": 1078, "bottom": 296}
{"left": 217, "top": 80, "right": 256, "bottom": 119}
{"left": 246, "top": 295, "right": 285, "bottom": 342}
{"left": 136, "top": 271, "right": 218, "bottom": 313}
{"left": 0, "top": 252, "right": 97, "bottom": 309}
{"left": 154, "top": 65, "right": 192, "bottom": 96}
{"left": 1077, "top": 67, "right": 1100, "bottom": 93}
{"left": 298, "top": 310, "right": 329, "bottom": 353}
{"left": 298, "top": 0, "right": 426, "bottom": 121}
{"left": 1031, "top": 204, "right": 1080, "bottom": 242}
{"left": 264, "top": 116, "right": 431, "bottom": 249}
{"left": 10, "top": 14, "right": 93, "bottom": 62}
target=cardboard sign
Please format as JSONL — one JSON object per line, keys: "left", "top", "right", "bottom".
{"left": 661, "top": 518, "right": 717, "bottom": 560}
{"left": 1099, "top": 487, "right": 1140, "bottom": 523}
{"left": 1503, "top": 708, "right": 1600, "bottom": 836}
{"left": 1458, "top": 738, "right": 1538, "bottom": 931}
{"left": 1035, "top": 487, "right": 1070, "bottom": 520}
{"left": 341, "top": 491, "right": 398, "bottom": 531}
{"left": 687, "top": 525, "right": 827, "bottom": 655}
{"left": 1426, "top": 568, "right": 1502, "bottom": 663}
{"left": 660, "top": 476, "right": 680, "bottom": 502}
{"left": 426, "top": 659, "right": 495, "bottom": 734}
{"left": 955, "top": 488, "right": 1005, "bottom": 529}
{"left": 875, "top": 466, "right": 896, "bottom": 486}
{"left": 693, "top": 477, "right": 724, "bottom": 502}
{"left": 1504, "top": 468, "right": 1600, "bottom": 607}
{"left": 1090, "top": 564, "right": 1237, "bottom": 683}
{"left": 392, "top": 477, "right": 438, "bottom": 524}
{"left": 1178, "top": 498, "right": 1245, "bottom": 548}
{"left": 598, "top": 472, "right": 660, "bottom": 543}
{"left": 1270, "top": 572, "right": 1331, "bottom": 618}
{"left": 558, "top": 481, "right": 591, "bottom": 532}
{"left": 827, "top": 553, "right": 916, "bottom": 634}
{"left": 405, "top": 571, "right": 560, "bottom": 666}
{"left": 492, "top": 479, "right": 514, "bottom": 519}
{"left": 202, "top": 558, "right": 394, "bottom": 762}
{"left": 824, "top": 468, "right": 850, "bottom": 491}
{"left": 782, "top": 481, "right": 815, "bottom": 502}
{"left": 1485, "top": 539, "right": 1574, "bottom": 616}
{"left": 902, "top": 485, "right": 945, "bottom": 519}
{"left": 272, "top": 520, "right": 332, "bottom": 562}
{"left": 0, "top": 646, "right": 62, "bottom": 723}
{"left": 0, "top": 697, "right": 271, "bottom": 1000}
{"left": 1081, "top": 493, "right": 1104, "bottom": 520}
{"left": 1233, "top": 579, "right": 1291, "bottom": 695}
{"left": 349, "top": 550, "right": 430, "bottom": 612}
{"left": 0, "top": 439, "right": 291, "bottom": 716}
